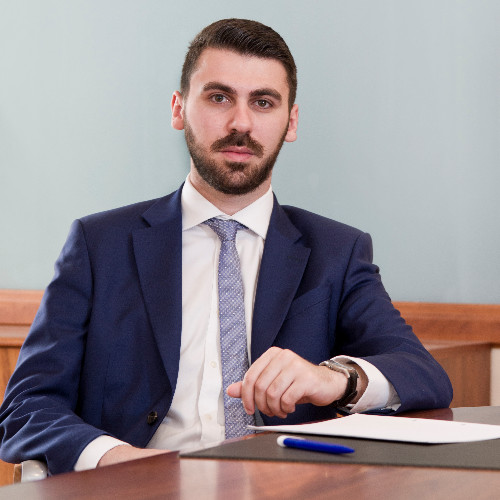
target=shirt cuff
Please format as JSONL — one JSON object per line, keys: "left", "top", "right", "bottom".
{"left": 74, "top": 435, "right": 130, "bottom": 471}
{"left": 333, "top": 356, "right": 401, "bottom": 413}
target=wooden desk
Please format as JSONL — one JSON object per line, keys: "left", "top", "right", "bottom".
{"left": 0, "top": 407, "right": 499, "bottom": 499}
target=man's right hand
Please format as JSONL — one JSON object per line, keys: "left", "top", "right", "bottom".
{"left": 97, "top": 445, "right": 168, "bottom": 467}
{"left": 226, "top": 346, "right": 357, "bottom": 419}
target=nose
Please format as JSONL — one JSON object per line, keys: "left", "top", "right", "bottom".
{"left": 227, "top": 102, "right": 252, "bottom": 134}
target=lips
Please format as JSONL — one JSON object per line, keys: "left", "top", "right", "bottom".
{"left": 219, "top": 147, "right": 255, "bottom": 162}
{"left": 210, "top": 132, "right": 264, "bottom": 158}
{"left": 221, "top": 146, "right": 254, "bottom": 155}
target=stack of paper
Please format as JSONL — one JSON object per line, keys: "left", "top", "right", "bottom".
{"left": 249, "top": 413, "right": 500, "bottom": 444}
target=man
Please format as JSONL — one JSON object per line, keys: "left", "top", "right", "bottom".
{"left": 0, "top": 19, "right": 452, "bottom": 475}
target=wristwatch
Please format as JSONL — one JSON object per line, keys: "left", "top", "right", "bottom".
{"left": 319, "top": 359, "right": 359, "bottom": 407}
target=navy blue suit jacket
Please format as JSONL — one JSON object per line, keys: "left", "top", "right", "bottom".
{"left": 0, "top": 187, "right": 452, "bottom": 474}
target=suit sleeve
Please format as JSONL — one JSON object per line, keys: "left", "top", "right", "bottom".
{"left": 334, "top": 232, "right": 453, "bottom": 412}
{"left": 0, "top": 220, "right": 110, "bottom": 475}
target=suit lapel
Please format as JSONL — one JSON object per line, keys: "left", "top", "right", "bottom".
{"left": 251, "top": 200, "right": 310, "bottom": 362}
{"left": 131, "top": 189, "right": 310, "bottom": 386}
{"left": 132, "top": 188, "right": 183, "bottom": 393}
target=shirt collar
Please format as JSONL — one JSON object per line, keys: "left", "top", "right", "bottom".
{"left": 181, "top": 174, "right": 273, "bottom": 240}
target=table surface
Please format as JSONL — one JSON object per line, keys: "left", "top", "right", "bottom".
{"left": 1, "top": 407, "right": 499, "bottom": 500}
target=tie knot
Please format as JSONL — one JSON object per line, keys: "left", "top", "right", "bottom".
{"left": 204, "top": 218, "right": 246, "bottom": 242}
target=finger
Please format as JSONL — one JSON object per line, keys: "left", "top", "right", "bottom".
{"left": 227, "top": 381, "right": 242, "bottom": 398}
{"left": 265, "top": 356, "right": 333, "bottom": 417}
{"left": 278, "top": 376, "right": 309, "bottom": 414}
{"left": 253, "top": 348, "right": 298, "bottom": 418}
{"left": 252, "top": 361, "right": 286, "bottom": 417}
{"left": 265, "top": 357, "right": 307, "bottom": 417}
{"left": 265, "top": 374, "right": 293, "bottom": 418}
{"left": 240, "top": 347, "right": 283, "bottom": 415}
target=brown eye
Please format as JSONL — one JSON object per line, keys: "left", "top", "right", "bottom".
{"left": 256, "top": 99, "right": 271, "bottom": 108}
{"left": 211, "top": 94, "right": 227, "bottom": 103}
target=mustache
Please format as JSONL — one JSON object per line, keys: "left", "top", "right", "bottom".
{"left": 210, "top": 132, "right": 264, "bottom": 158}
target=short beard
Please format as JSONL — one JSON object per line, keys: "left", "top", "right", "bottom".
{"left": 184, "top": 123, "right": 288, "bottom": 196}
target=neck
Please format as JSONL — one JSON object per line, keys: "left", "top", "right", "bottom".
{"left": 188, "top": 168, "right": 271, "bottom": 216}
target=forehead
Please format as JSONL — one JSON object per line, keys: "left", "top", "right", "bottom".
{"left": 189, "top": 48, "right": 289, "bottom": 97}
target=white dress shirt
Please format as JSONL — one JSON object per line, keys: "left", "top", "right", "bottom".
{"left": 75, "top": 175, "right": 399, "bottom": 470}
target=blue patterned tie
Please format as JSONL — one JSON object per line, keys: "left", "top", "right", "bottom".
{"left": 204, "top": 218, "right": 255, "bottom": 438}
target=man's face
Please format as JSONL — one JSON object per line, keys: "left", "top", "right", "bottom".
{"left": 172, "top": 48, "right": 298, "bottom": 197}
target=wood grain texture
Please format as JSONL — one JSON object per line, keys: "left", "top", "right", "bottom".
{"left": 0, "top": 346, "right": 20, "bottom": 487}
{"left": 394, "top": 301, "right": 500, "bottom": 344}
{"left": 2, "top": 293, "right": 498, "bottom": 341}
{"left": 0, "top": 290, "right": 43, "bottom": 325}
{"left": 0, "top": 326, "right": 30, "bottom": 348}
{"left": 423, "top": 340, "right": 491, "bottom": 407}
{"left": 0, "top": 290, "right": 36, "bottom": 486}
{"left": 0, "top": 408, "right": 499, "bottom": 500}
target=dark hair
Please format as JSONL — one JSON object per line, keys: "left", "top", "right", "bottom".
{"left": 181, "top": 18, "right": 297, "bottom": 109}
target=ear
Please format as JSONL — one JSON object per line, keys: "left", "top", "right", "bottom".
{"left": 284, "top": 104, "right": 298, "bottom": 143}
{"left": 171, "top": 91, "right": 185, "bottom": 130}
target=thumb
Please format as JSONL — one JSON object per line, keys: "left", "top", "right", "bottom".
{"left": 227, "top": 381, "right": 243, "bottom": 398}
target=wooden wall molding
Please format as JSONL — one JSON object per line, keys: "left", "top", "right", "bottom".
{"left": 0, "top": 290, "right": 500, "bottom": 345}
{"left": 0, "top": 290, "right": 44, "bottom": 325}
{"left": 0, "top": 291, "right": 498, "bottom": 343}
{"left": 394, "top": 302, "right": 500, "bottom": 345}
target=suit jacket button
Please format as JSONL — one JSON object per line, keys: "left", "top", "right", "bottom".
{"left": 147, "top": 411, "right": 158, "bottom": 425}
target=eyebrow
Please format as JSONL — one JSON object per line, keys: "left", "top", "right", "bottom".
{"left": 202, "top": 81, "right": 283, "bottom": 103}
{"left": 202, "top": 82, "right": 235, "bottom": 94}
{"left": 250, "top": 88, "right": 283, "bottom": 103}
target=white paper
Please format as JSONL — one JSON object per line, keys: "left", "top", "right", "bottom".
{"left": 248, "top": 414, "right": 500, "bottom": 444}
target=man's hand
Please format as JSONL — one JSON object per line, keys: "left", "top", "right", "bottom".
{"left": 226, "top": 347, "right": 365, "bottom": 419}
{"left": 97, "top": 445, "right": 169, "bottom": 467}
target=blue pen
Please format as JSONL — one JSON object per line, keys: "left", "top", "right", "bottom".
{"left": 277, "top": 435, "right": 355, "bottom": 454}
